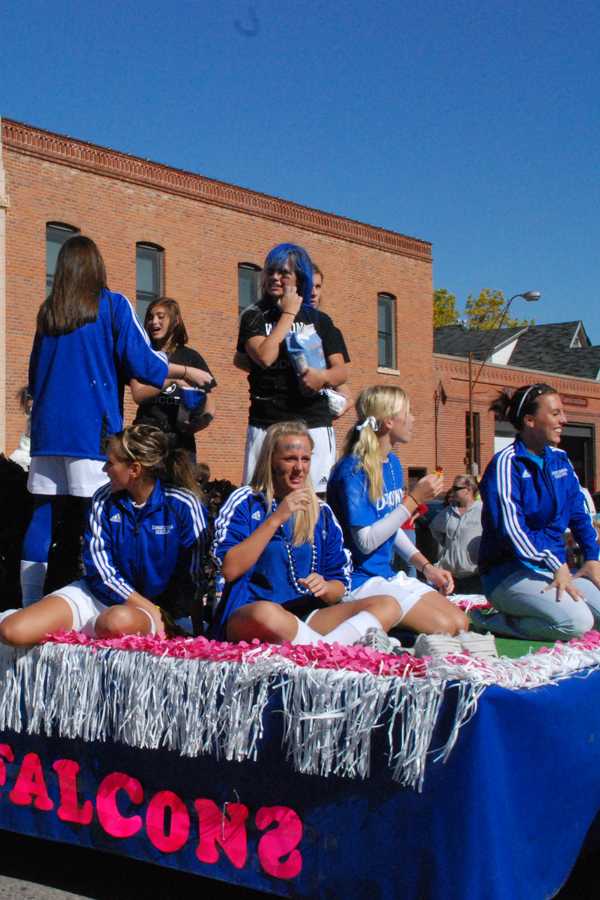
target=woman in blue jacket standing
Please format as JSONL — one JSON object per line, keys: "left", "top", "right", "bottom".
{"left": 1, "top": 424, "right": 207, "bottom": 643}
{"left": 473, "top": 383, "right": 600, "bottom": 640}
{"left": 21, "top": 236, "right": 212, "bottom": 605}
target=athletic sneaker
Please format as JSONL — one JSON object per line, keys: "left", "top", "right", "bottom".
{"left": 355, "top": 628, "right": 406, "bottom": 655}
{"left": 459, "top": 630, "right": 498, "bottom": 659}
{"left": 413, "top": 633, "right": 463, "bottom": 659}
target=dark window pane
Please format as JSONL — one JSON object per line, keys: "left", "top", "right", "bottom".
{"left": 136, "top": 244, "right": 163, "bottom": 319}
{"left": 238, "top": 264, "right": 261, "bottom": 313}
{"left": 377, "top": 294, "right": 396, "bottom": 368}
{"left": 46, "top": 223, "right": 79, "bottom": 293}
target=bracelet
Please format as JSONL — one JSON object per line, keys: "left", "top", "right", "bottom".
{"left": 407, "top": 493, "right": 420, "bottom": 506}
{"left": 281, "top": 311, "right": 296, "bottom": 318}
{"left": 183, "top": 366, "right": 188, "bottom": 379}
{"left": 422, "top": 561, "right": 434, "bottom": 575}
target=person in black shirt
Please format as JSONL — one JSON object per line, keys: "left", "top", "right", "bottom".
{"left": 236, "top": 243, "right": 350, "bottom": 492}
{"left": 132, "top": 298, "right": 216, "bottom": 463}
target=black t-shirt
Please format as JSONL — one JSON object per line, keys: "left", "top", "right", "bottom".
{"left": 133, "top": 345, "right": 216, "bottom": 455}
{"left": 237, "top": 299, "right": 350, "bottom": 428}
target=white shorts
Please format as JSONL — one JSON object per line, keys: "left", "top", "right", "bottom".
{"left": 52, "top": 580, "right": 157, "bottom": 637}
{"left": 52, "top": 580, "right": 109, "bottom": 636}
{"left": 348, "top": 573, "right": 433, "bottom": 620}
{"left": 243, "top": 425, "right": 336, "bottom": 491}
{"left": 28, "top": 456, "right": 108, "bottom": 497}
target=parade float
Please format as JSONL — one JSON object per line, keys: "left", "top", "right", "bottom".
{"left": 1, "top": 600, "right": 600, "bottom": 899}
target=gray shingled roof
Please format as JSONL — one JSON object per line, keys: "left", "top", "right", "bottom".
{"left": 435, "top": 321, "right": 600, "bottom": 380}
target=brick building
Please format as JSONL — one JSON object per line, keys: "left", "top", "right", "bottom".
{"left": 2, "top": 117, "right": 599, "bottom": 492}
{"left": 0, "top": 118, "right": 435, "bottom": 484}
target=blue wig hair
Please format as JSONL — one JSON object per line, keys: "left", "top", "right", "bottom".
{"left": 262, "top": 243, "right": 314, "bottom": 308}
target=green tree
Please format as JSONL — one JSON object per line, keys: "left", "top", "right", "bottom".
{"left": 433, "top": 288, "right": 459, "bottom": 328}
{"left": 465, "top": 289, "right": 533, "bottom": 330}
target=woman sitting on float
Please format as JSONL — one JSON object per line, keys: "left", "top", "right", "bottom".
{"left": 0, "top": 425, "right": 207, "bottom": 645}
{"left": 326, "top": 385, "right": 470, "bottom": 639}
{"left": 211, "top": 421, "right": 409, "bottom": 646}
{"left": 472, "top": 382, "right": 600, "bottom": 641}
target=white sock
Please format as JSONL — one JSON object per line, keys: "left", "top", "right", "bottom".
{"left": 20, "top": 560, "right": 48, "bottom": 606}
{"left": 323, "top": 610, "right": 382, "bottom": 646}
{"left": 291, "top": 617, "right": 326, "bottom": 646}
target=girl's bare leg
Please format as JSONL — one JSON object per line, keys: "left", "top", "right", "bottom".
{"left": 0, "top": 595, "right": 73, "bottom": 646}
{"left": 400, "top": 591, "right": 469, "bottom": 635}
{"left": 310, "top": 594, "right": 401, "bottom": 634}
{"left": 226, "top": 602, "right": 301, "bottom": 643}
{"left": 95, "top": 604, "right": 159, "bottom": 638}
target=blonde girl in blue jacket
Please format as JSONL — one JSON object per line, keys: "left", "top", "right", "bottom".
{"left": 0, "top": 425, "right": 207, "bottom": 645}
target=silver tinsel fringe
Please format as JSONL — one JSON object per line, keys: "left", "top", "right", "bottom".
{"left": 0, "top": 639, "right": 599, "bottom": 790}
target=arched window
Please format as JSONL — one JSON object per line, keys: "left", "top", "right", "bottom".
{"left": 46, "top": 222, "right": 79, "bottom": 292}
{"left": 136, "top": 243, "right": 164, "bottom": 321}
{"left": 238, "top": 262, "right": 261, "bottom": 314}
{"left": 377, "top": 293, "right": 396, "bottom": 369}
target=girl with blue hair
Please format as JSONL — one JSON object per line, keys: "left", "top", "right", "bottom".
{"left": 236, "top": 242, "right": 350, "bottom": 493}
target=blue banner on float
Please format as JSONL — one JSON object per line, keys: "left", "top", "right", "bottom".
{"left": 1, "top": 663, "right": 600, "bottom": 898}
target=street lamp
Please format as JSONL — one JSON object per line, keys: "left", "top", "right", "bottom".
{"left": 466, "top": 291, "right": 541, "bottom": 474}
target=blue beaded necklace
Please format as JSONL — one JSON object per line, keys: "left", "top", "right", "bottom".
{"left": 272, "top": 500, "right": 317, "bottom": 595}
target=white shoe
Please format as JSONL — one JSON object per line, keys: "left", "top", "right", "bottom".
{"left": 355, "top": 627, "right": 406, "bottom": 655}
{"left": 459, "top": 630, "right": 498, "bottom": 659}
{"left": 413, "top": 633, "right": 463, "bottom": 659}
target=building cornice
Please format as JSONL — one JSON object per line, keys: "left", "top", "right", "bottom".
{"left": 434, "top": 353, "right": 600, "bottom": 396}
{"left": 2, "top": 118, "right": 432, "bottom": 262}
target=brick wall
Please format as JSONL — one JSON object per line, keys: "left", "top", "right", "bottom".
{"left": 2, "top": 120, "right": 435, "bottom": 485}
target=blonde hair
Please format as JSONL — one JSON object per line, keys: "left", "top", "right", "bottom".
{"left": 250, "top": 422, "right": 319, "bottom": 545}
{"left": 342, "top": 385, "right": 410, "bottom": 502}
{"left": 107, "top": 424, "right": 203, "bottom": 498}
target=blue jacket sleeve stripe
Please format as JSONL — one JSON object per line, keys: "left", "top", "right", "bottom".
{"left": 497, "top": 447, "right": 562, "bottom": 571}
{"left": 121, "top": 293, "right": 169, "bottom": 369}
{"left": 89, "top": 486, "right": 135, "bottom": 600}
{"left": 164, "top": 487, "right": 207, "bottom": 587}
{"left": 212, "top": 486, "right": 254, "bottom": 568}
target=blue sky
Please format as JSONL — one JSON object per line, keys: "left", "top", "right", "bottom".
{"left": 2, "top": 0, "right": 599, "bottom": 338}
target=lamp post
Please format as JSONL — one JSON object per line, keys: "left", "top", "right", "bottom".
{"left": 466, "top": 291, "right": 541, "bottom": 474}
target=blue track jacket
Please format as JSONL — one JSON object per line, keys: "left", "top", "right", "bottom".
{"left": 83, "top": 480, "right": 207, "bottom": 615}
{"left": 479, "top": 438, "right": 599, "bottom": 577}
{"left": 211, "top": 486, "right": 352, "bottom": 635}
{"left": 29, "top": 290, "right": 168, "bottom": 459}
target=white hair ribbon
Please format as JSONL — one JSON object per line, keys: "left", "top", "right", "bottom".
{"left": 356, "top": 416, "right": 379, "bottom": 433}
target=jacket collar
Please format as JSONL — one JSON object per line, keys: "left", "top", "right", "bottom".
{"left": 513, "top": 436, "right": 550, "bottom": 465}
{"left": 114, "top": 479, "right": 165, "bottom": 517}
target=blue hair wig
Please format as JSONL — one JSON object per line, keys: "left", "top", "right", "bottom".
{"left": 263, "top": 243, "right": 314, "bottom": 308}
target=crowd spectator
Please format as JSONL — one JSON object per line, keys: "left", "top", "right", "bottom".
{"left": 430, "top": 475, "right": 483, "bottom": 594}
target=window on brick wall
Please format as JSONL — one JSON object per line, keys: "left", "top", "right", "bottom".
{"left": 238, "top": 263, "right": 261, "bottom": 314}
{"left": 378, "top": 293, "right": 396, "bottom": 368}
{"left": 136, "top": 243, "right": 164, "bottom": 321}
{"left": 46, "top": 223, "right": 79, "bottom": 293}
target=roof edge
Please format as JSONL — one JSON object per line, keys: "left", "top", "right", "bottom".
{"left": 2, "top": 117, "right": 432, "bottom": 261}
